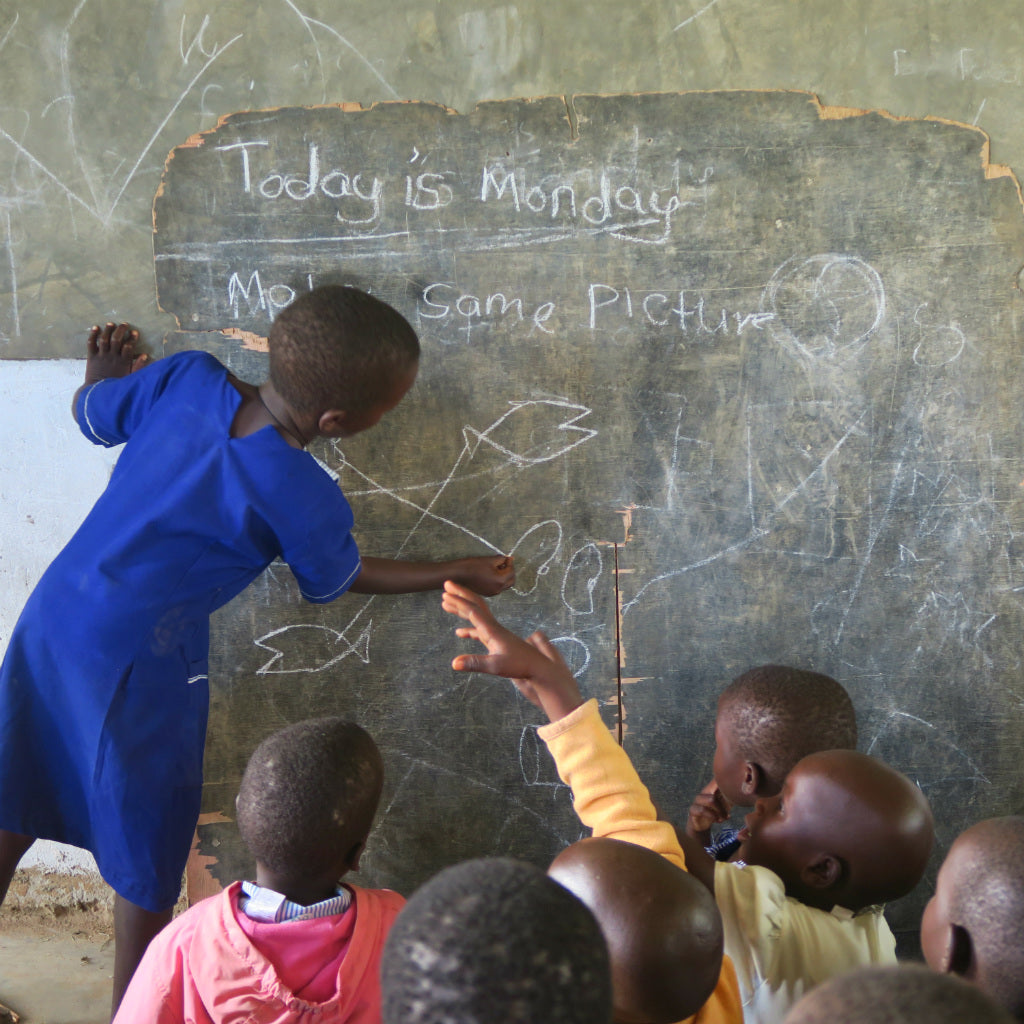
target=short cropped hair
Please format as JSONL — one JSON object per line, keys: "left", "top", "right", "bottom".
{"left": 783, "top": 964, "right": 1015, "bottom": 1024}
{"left": 949, "top": 817, "right": 1024, "bottom": 1018}
{"left": 720, "top": 665, "right": 857, "bottom": 790}
{"left": 236, "top": 717, "right": 383, "bottom": 880}
{"left": 268, "top": 285, "right": 419, "bottom": 415}
{"left": 381, "top": 857, "right": 613, "bottom": 1024}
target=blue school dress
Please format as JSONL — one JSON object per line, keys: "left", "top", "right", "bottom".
{"left": 0, "top": 351, "right": 361, "bottom": 911}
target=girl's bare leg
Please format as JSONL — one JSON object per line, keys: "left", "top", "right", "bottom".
{"left": 0, "top": 829, "right": 34, "bottom": 902}
{"left": 111, "top": 893, "right": 173, "bottom": 1020}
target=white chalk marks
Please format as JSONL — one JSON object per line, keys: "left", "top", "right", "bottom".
{"left": 762, "top": 253, "right": 886, "bottom": 362}
{"left": 509, "top": 521, "right": 563, "bottom": 596}
{"left": 561, "top": 543, "right": 604, "bottom": 615}
{"left": 464, "top": 399, "right": 597, "bottom": 467}
{"left": 267, "top": 399, "right": 597, "bottom": 672}
{"left": 255, "top": 621, "right": 372, "bottom": 674}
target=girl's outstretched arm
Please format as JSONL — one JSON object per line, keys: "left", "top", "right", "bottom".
{"left": 350, "top": 555, "right": 514, "bottom": 597}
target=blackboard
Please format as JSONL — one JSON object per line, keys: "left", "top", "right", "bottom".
{"left": 154, "top": 92, "right": 1024, "bottom": 931}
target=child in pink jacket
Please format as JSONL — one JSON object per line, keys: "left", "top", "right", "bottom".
{"left": 114, "top": 717, "right": 404, "bottom": 1023}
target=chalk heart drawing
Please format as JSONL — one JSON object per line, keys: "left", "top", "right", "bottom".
{"left": 508, "top": 519, "right": 563, "bottom": 596}
{"left": 254, "top": 621, "right": 372, "bottom": 674}
{"left": 762, "top": 253, "right": 886, "bottom": 361}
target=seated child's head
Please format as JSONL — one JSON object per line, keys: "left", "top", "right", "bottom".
{"left": 783, "top": 963, "right": 1015, "bottom": 1024}
{"left": 380, "top": 856, "right": 613, "bottom": 1024}
{"left": 269, "top": 284, "right": 420, "bottom": 429}
{"left": 235, "top": 716, "right": 383, "bottom": 898}
{"left": 921, "top": 816, "right": 1024, "bottom": 1021}
{"left": 714, "top": 664, "right": 857, "bottom": 805}
{"left": 738, "top": 748, "right": 934, "bottom": 912}
{"left": 548, "top": 837, "right": 723, "bottom": 1024}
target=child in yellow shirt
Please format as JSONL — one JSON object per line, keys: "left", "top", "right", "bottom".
{"left": 443, "top": 581, "right": 934, "bottom": 1024}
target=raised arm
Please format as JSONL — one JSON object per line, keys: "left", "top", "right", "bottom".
{"left": 440, "top": 580, "right": 582, "bottom": 720}
{"left": 443, "top": 582, "right": 717, "bottom": 886}
{"left": 350, "top": 555, "right": 514, "bottom": 597}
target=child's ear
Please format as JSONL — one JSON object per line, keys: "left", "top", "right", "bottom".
{"left": 318, "top": 409, "right": 348, "bottom": 436}
{"left": 801, "top": 853, "right": 844, "bottom": 890}
{"left": 740, "top": 762, "right": 762, "bottom": 799}
{"left": 942, "top": 923, "right": 974, "bottom": 978}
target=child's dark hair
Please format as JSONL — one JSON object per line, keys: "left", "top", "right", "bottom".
{"left": 720, "top": 664, "right": 857, "bottom": 792}
{"left": 235, "top": 716, "right": 383, "bottom": 881}
{"left": 268, "top": 285, "right": 420, "bottom": 416}
{"left": 784, "top": 964, "right": 1015, "bottom": 1024}
{"left": 380, "top": 857, "right": 613, "bottom": 1024}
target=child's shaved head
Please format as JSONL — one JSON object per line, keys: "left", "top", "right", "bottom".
{"left": 268, "top": 285, "right": 419, "bottom": 416}
{"left": 718, "top": 665, "right": 856, "bottom": 799}
{"left": 236, "top": 716, "right": 383, "bottom": 883}
{"left": 381, "top": 857, "right": 612, "bottom": 1024}
{"left": 784, "top": 964, "right": 1015, "bottom": 1024}
{"left": 921, "top": 816, "right": 1024, "bottom": 1020}
{"left": 549, "top": 837, "right": 723, "bottom": 1024}
{"left": 740, "top": 748, "right": 934, "bottom": 912}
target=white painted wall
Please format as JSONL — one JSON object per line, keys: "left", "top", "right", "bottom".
{"left": 0, "top": 360, "right": 118, "bottom": 877}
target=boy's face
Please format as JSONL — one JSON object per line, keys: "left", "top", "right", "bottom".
{"left": 735, "top": 759, "right": 835, "bottom": 894}
{"left": 712, "top": 702, "right": 750, "bottom": 807}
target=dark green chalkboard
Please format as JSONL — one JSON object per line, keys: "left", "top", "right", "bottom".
{"left": 154, "top": 92, "right": 1024, "bottom": 929}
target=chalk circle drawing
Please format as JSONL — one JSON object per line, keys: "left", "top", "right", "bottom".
{"left": 463, "top": 399, "right": 597, "bottom": 466}
{"left": 549, "top": 635, "right": 592, "bottom": 678}
{"left": 509, "top": 519, "right": 563, "bottom": 595}
{"left": 762, "top": 253, "right": 886, "bottom": 361}
{"left": 911, "top": 303, "right": 966, "bottom": 367}
{"left": 254, "top": 621, "right": 372, "bottom": 674}
{"left": 561, "top": 542, "right": 604, "bottom": 614}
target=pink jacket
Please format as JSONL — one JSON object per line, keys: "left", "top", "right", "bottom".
{"left": 114, "top": 881, "right": 405, "bottom": 1023}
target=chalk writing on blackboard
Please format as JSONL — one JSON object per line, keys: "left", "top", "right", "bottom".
{"left": 162, "top": 95, "right": 1024, "bottom": 916}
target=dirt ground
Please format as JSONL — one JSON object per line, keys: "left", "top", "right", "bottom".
{"left": 0, "top": 919, "right": 114, "bottom": 1024}
{"left": 0, "top": 870, "right": 115, "bottom": 1023}
{"left": 0, "top": 867, "right": 191, "bottom": 1023}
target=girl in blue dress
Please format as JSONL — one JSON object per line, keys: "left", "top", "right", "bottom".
{"left": 0, "top": 285, "right": 514, "bottom": 1015}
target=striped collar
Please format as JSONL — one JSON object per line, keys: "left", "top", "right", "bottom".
{"left": 238, "top": 880, "right": 352, "bottom": 923}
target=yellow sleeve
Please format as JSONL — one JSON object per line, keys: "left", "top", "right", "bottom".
{"left": 537, "top": 698, "right": 686, "bottom": 869}
{"left": 539, "top": 700, "right": 744, "bottom": 1024}
{"left": 683, "top": 955, "right": 744, "bottom": 1024}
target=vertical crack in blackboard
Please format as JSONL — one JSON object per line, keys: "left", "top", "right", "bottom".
{"left": 612, "top": 541, "right": 623, "bottom": 745}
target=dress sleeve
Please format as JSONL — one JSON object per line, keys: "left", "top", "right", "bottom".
{"left": 75, "top": 351, "right": 208, "bottom": 448}
{"left": 538, "top": 699, "right": 686, "bottom": 869}
{"left": 278, "top": 471, "right": 363, "bottom": 603}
